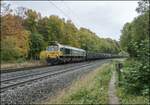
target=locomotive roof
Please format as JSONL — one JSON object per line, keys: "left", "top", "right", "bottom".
{"left": 58, "top": 43, "right": 86, "bottom": 52}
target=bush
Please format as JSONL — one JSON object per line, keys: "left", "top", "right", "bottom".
{"left": 1, "top": 37, "right": 22, "bottom": 62}
{"left": 119, "top": 2, "right": 149, "bottom": 97}
{"left": 119, "top": 39, "right": 149, "bottom": 95}
{"left": 120, "top": 59, "right": 149, "bottom": 95}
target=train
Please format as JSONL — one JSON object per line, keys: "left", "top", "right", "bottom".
{"left": 40, "top": 41, "right": 120, "bottom": 65}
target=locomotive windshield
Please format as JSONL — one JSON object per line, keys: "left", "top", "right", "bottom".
{"left": 46, "top": 46, "right": 59, "bottom": 51}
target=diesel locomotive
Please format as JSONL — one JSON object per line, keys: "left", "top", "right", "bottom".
{"left": 40, "top": 42, "right": 86, "bottom": 64}
{"left": 40, "top": 41, "right": 119, "bottom": 64}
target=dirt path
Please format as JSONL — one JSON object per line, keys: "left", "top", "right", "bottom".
{"left": 108, "top": 71, "right": 120, "bottom": 104}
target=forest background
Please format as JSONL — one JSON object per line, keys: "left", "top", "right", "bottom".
{"left": 1, "top": 2, "right": 120, "bottom": 63}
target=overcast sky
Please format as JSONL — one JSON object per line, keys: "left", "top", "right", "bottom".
{"left": 4, "top": 1, "right": 139, "bottom": 41}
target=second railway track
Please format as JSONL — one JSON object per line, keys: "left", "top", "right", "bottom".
{"left": 1, "top": 62, "right": 90, "bottom": 83}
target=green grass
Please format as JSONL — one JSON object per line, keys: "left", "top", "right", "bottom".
{"left": 48, "top": 63, "right": 114, "bottom": 104}
{"left": 117, "top": 86, "right": 149, "bottom": 104}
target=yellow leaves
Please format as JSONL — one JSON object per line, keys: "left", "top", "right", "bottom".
{"left": 1, "top": 15, "right": 23, "bottom": 37}
{"left": 1, "top": 37, "right": 21, "bottom": 61}
{"left": 1, "top": 15, "right": 30, "bottom": 58}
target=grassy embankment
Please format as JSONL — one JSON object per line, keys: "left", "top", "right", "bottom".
{"left": 1, "top": 60, "right": 43, "bottom": 70}
{"left": 46, "top": 62, "right": 114, "bottom": 104}
{"left": 45, "top": 59, "right": 149, "bottom": 104}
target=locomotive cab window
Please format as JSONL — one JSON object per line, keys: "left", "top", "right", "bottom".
{"left": 46, "top": 46, "right": 59, "bottom": 51}
{"left": 60, "top": 48, "right": 64, "bottom": 52}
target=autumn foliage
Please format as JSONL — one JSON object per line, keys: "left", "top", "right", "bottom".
{"left": 1, "top": 14, "right": 30, "bottom": 61}
{"left": 1, "top": 3, "right": 120, "bottom": 62}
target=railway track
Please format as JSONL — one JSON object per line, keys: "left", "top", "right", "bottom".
{"left": 0, "top": 61, "right": 104, "bottom": 93}
{"left": 1, "top": 62, "right": 90, "bottom": 82}
{"left": 1, "top": 61, "right": 92, "bottom": 80}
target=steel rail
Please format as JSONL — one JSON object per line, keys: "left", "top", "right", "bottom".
{"left": 1, "top": 62, "right": 90, "bottom": 83}
{"left": 0, "top": 61, "right": 89, "bottom": 74}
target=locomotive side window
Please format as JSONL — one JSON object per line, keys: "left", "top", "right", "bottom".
{"left": 65, "top": 48, "right": 71, "bottom": 54}
{"left": 61, "top": 48, "right": 71, "bottom": 55}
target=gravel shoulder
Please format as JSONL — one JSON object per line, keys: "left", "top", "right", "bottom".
{"left": 43, "top": 62, "right": 113, "bottom": 104}
{"left": 108, "top": 71, "right": 119, "bottom": 104}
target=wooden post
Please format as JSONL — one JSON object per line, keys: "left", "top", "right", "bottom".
{"left": 116, "top": 63, "right": 123, "bottom": 85}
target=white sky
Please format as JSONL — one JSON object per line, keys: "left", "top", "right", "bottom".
{"left": 4, "top": 1, "right": 139, "bottom": 41}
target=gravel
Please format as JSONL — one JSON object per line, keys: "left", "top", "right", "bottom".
{"left": 1, "top": 60, "right": 110, "bottom": 104}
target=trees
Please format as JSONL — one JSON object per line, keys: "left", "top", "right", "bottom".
{"left": 38, "top": 17, "right": 51, "bottom": 43}
{"left": 120, "top": 10, "right": 149, "bottom": 58}
{"left": 1, "top": 37, "right": 21, "bottom": 61}
{"left": 1, "top": 3, "right": 120, "bottom": 62}
{"left": 63, "top": 20, "right": 79, "bottom": 47}
{"left": 119, "top": 0, "right": 149, "bottom": 95}
{"left": 120, "top": 23, "right": 132, "bottom": 51}
{"left": 136, "top": 0, "right": 150, "bottom": 14}
{"left": 28, "top": 33, "right": 45, "bottom": 60}
{"left": 47, "top": 15, "right": 65, "bottom": 43}
{"left": 24, "top": 9, "right": 46, "bottom": 59}
{"left": 38, "top": 15, "right": 65, "bottom": 46}
{"left": 77, "top": 28, "right": 120, "bottom": 53}
{"left": 24, "top": 9, "right": 41, "bottom": 32}
{"left": 1, "top": 3, "right": 12, "bottom": 16}
{"left": 1, "top": 14, "right": 30, "bottom": 60}
{"left": 1, "top": 3, "right": 30, "bottom": 62}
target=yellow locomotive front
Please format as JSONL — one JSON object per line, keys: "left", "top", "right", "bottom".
{"left": 40, "top": 44, "right": 63, "bottom": 64}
